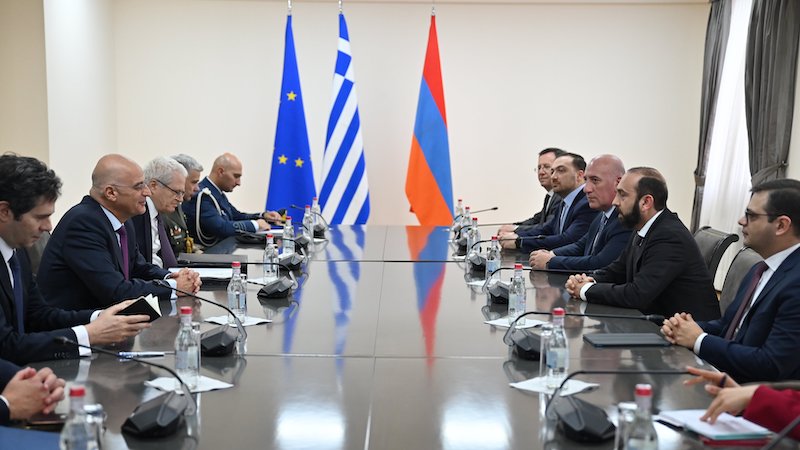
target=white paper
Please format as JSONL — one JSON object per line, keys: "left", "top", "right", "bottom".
{"left": 204, "top": 315, "right": 271, "bottom": 327}
{"left": 467, "top": 280, "right": 487, "bottom": 287}
{"left": 484, "top": 318, "right": 546, "bottom": 329}
{"left": 510, "top": 376, "right": 598, "bottom": 397}
{"left": 141, "top": 294, "right": 161, "bottom": 317}
{"left": 169, "top": 267, "right": 233, "bottom": 280}
{"left": 451, "top": 255, "right": 466, "bottom": 261}
{"left": 657, "top": 409, "right": 770, "bottom": 440}
{"left": 145, "top": 375, "right": 233, "bottom": 394}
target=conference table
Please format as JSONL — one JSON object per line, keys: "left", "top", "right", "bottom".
{"left": 27, "top": 226, "right": 796, "bottom": 449}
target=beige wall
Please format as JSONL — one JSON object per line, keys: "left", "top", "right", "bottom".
{"left": 0, "top": 0, "right": 49, "bottom": 163}
{"left": 31, "top": 0, "right": 712, "bottom": 225}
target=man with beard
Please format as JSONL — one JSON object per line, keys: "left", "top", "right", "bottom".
{"left": 565, "top": 167, "right": 720, "bottom": 321}
{"left": 662, "top": 179, "right": 800, "bottom": 383}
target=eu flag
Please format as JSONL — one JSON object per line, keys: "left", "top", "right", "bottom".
{"left": 266, "top": 15, "right": 316, "bottom": 212}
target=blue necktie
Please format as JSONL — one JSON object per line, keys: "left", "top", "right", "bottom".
{"left": 558, "top": 201, "right": 567, "bottom": 234}
{"left": 587, "top": 214, "right": 609, "bottom": 256}
{"left": 8, "top": 251, "right": 25, "bottom": 333}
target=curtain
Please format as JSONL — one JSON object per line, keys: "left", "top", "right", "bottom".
{"left": 745, "top": 0, "right": 800, "bottom": 184}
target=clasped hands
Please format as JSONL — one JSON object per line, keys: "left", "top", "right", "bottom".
{"left": 660, "top": 313, "right": 703, "bottom": 348}
{"left": 565, "top": 273, "right": 594, "bottom": 298}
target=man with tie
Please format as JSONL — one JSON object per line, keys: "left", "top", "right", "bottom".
{"left": 498, "top": 147, "right": 566, "bottom": 237}
{"left": 183, "top": 152, "right": 283, "bottom": 247}
{"left": 565, "top": 167, "right": 720, "bottom": 321}
{"left": 661, "top": 179, "right": 800, "bottom": 382}
{"left": 501, "top": 152, "right": 596, "bottom": 252}
{"left": 132, "top": 157, "right": 186, "bottom": 268}
{"left": 0, "top": 154, "right": 154, "bottom": 363}
{"left": 529, "top": 154, "right": 631, "bottom": 271}
{"left": 38, "top": 154, "right": 201, "bottom": 311}
{"left": 161, "top": 154, "right": 204, "bottom": 255}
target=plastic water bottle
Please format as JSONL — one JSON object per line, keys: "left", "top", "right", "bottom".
{"left": 466, "top": 217, "right": 481, "bottom": 261}
{"left": 282, "top": 216, "right": 295, "bottom": 255}
{"left": 461, "top": 206, "right": 472, "bottom": 231}
{"left": 508, "top": 263, "right": 526, "bottom": 326}
{"left": 485, "top": 236, "right": 501, "bottom": 281}
{"left": 454, "top": 198, "right": 464, "bottom": 220}
{"left": 302, "top": 205, "right": 314, "bottom": 240}
{"left": 538, "top": 322, "right": 553, "bottom": 376}
{"left": 625, "top": 384, "right": 658, "bottom": 450}
{"left": 311, "top": 197, "right": 321, "bottom": 228}
{"left": 546, "top": 307, "right": 569, "bottom": 389}
{"left": 175, "top": 306, "right": 200, "bottom": 390}
{"left": 227, "top": 261, "right": 247, "bottom": 324}
{"left": 59, "top": 386, "right": 99, "bottom": 450}
{"left": 264, "top": 234, "right": 277, "bottom": 279}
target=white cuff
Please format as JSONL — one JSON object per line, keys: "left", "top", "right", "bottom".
{"left": 579, "top": 282, "right": 595, "bottom": 301}
{"left": 693, "top": 332, "right": 708, "bottom": 354}
{"left": 0, "top": 395, "right": 9, "bottom": 410}
{"left": 71, "top": 326, "right": 92, "bottom": 357}
{"left": 250, "top": 220, "right": 260, "bottom": 230}
{"left": 89, "top": 310, "right": 101, "bottom": 322}
{"left": 167, "top": 279, "right": 177, "bottom": 300}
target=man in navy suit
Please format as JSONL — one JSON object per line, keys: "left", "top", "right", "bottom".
{"left": 498, "top": 147, "right": 566, "bottom": 236}
{"left": 502, "top": 152, "right": 597, "bottom": 252}
{"left": 662, "top": 179, "right": 800, "bottom": 383}
{"left": 0, "top": 154, "right": 153, "bottom": 363}
{"left": 565, "top": 167, "right": 720, "bottom": 321}
{"left": 529, "top": 154, "right": 631, "bottom": 272}
{"left": 0, "top": 359, "right": 65, "bottom": 424}
{"left": 183, "top": 153, "right": 282, "bottom": 247}
{"left": 38, "top": 154, "right": 201, "bottom": 311}
{"left": 132, "top": 156, "right": 187, "bottom": 268}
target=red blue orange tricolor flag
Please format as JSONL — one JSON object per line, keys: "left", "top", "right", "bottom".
{"left": 405, "top": 14, "right": 454, "bottom": 225}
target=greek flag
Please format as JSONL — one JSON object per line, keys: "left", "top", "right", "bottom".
{"left": 319, "top": 13, "right": 370, "bottom": 225}
{"left": 325, "top": 226, "right": 365, "bottom": 355}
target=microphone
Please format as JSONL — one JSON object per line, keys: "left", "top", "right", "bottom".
{"left": 544, "top": 369, "right": 689, "bottom": 443}
{"left": 482, "top": 267, "right": 534, "bottom": 302}
{"left": 54, "top": 336, "right": 196, "bottom": 437}
{"left": 502, "top": 310, "right": 667, "bottom": 361}
{"left": 153, "top": 280, "right": 247, "bottom": 356}
{"left": 453, "top": 206, "right": 499, "bottom": 221}
{"left": 289, "top": 204, "right": 330, "bottom": 235}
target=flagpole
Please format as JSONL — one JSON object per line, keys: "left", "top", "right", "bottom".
{"left": 338, "top": 0, "right": 342, "bottom": 14}
{"left": 288, "top": 0, "right": 292, "bottom": 15}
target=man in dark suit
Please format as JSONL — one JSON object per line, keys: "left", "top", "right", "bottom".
{"left": 662, "top": 179, "right": 800, "bottom": 382}
{"left": 529, "top": 154, "right": 631, "bottom": 272}
{"left": 565, "top": 167, "right": 720, "bottom": 321}
{"left": 132, "top": 156, "right": 187, "bottom": 268}
{"left": 183, "top": 153, "right": 282, "bottom": 247}
{"left": 0, "top": 154, "right": 153, "bottom": 364}
{"left": 0, "top": 359, "right": 65, "bottom": 424}
{"left": 38, "top": 154, "right": 201, "bottom": 311}
{"left": 498, "top": 148, "right": 565, "bottom": 237}
{"left": 502, "top": 152, "right": 597, "bottom": 252}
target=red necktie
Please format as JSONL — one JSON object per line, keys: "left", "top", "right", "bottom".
{"left": 116, "top": 226, "right": 130, "bottom": 280}
{"left": 724, "top": 261, "right": 769, "bottom": 340}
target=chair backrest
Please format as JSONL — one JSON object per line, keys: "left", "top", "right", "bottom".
{"left": 719, "top": 247, "right": 763, "bottom": 315}
{"left": 693, "top": 226, "right": 740, "bottom": 279}
{"left": 26, "top": 230, "right": 50, "bottom": 278}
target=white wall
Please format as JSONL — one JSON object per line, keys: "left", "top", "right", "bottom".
{"left": 42, "top": 0, "right": 709, "bottom": 225}
{"left": 44, "top": 0, "right": 118, "bottom": 215}
{"left": 0, "top": 0, "right": 49, "bottom": 163}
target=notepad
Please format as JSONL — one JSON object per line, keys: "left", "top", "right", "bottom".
{"left": 119, "top": 294, "right": 161, "bottom": 322}
{"left": 658, "top": 409, "right": 771, "bottom": 441}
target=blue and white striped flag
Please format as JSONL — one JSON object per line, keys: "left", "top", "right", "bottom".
{"left": 319, "top": 13, "right": 370, "bottom": 225}
{"left": 324, "top": 226, "right": 365, "bottom": 355}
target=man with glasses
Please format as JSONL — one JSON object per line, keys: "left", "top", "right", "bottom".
{"left": 39, "top": 154, "right": 201, "bottom": 311}
{"left": 132, "top": 157, "right": 188, "bottom": 268}
{"left": 162, "top": 154, "right": 204, "bottom": 255}
{"left": 662, "top": 179, "right": 800, "bottom": 383}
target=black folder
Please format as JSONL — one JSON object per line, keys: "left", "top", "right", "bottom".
{"left": 583, "top": 333, "right": 670, "bottom": 348}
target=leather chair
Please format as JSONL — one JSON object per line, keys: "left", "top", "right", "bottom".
{"left": 693, "top": 226, "right": 739, "bottom": 279}
{"left": 719, "top": 247, "right": 763, "bottom": 315}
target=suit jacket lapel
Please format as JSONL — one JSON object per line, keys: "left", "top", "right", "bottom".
{"left": 740, "top": 248, "right": 800, "bottom": 330}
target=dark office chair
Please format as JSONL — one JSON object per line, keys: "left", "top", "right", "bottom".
{"left": 719, "top": 247, "right": 763, "bottom": 314}
{"left": 693, "top": 226, "right": 739, "bottom": 279}
{"left": 25, "top": 230, "right": 50, "bottom": 278}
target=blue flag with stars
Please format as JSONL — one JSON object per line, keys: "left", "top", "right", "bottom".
{"left": 266, "top": 14, "right": 316, "bottom": 212}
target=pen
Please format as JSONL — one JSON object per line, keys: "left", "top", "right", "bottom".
{"left": 118, "top": 351, "right": 166, "bottom": 358}
{"left": 718, "top": 374, "right": 728, "bottom": 388}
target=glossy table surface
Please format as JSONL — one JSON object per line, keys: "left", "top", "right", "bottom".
{"left": 28, "top": 226, "right": 797, "bottom": 449}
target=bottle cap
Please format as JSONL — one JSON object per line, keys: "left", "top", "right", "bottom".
{"left": 70, "top": 386, "right": 86, "bottom": 397}
{"left": 313, "top": 197, "right": 318, "bottom": 201}
{"left": 635, "top": 384, "right": 652, "bottom": 396}
{"left": 491, "top": 236, "right": 498, "bottom": 240}
{"left": 458, "top": 198, "right": 462, "bottom": 201}
{"left": 285, "top": 216, "right": 292, "bottom": 220}
{"left": 514, "top": 263, "right": 523, "bottom": 269}
{"left": 180, "top": 306, "right": 192, "bottom": 315}
{"left": 231, "top": 261, "right": 241, "bottom": 268}
{"left": 465, "top": 206, "right": 470, "bottom": 211}
{"left": 552, "top": 307, "right": 565, "bottom": 316}
{"left": 472, "top": 217, "right": 478, "bottom": 222}
{"left": 305, "top": 205, "right": 310, "bottom": 209}
{"left": 266, "top": 234, "right": 273, "bottom": 239}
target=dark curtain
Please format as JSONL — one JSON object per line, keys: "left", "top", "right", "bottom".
{"left": 691, "top": 0, "right": 732, "bottom": 232}
{"left": 745, "top": 0, "right": 800, "bottom": 185}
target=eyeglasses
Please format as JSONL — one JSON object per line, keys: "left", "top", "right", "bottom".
{"left": 155, "top": 179, "right": 185, "bottom": 199}
{"left": 743, "top": 209, "right": 779, "bottom": 224}
{"left": 110, "top": 182, "right": 147, "bottom": 192}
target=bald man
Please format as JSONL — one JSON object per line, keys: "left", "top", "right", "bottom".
{"left": 183, "top": 153, "right": 282, "bottom": 247}
{"left": 39, "top": 154, "right": 201, "bottom": 311}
